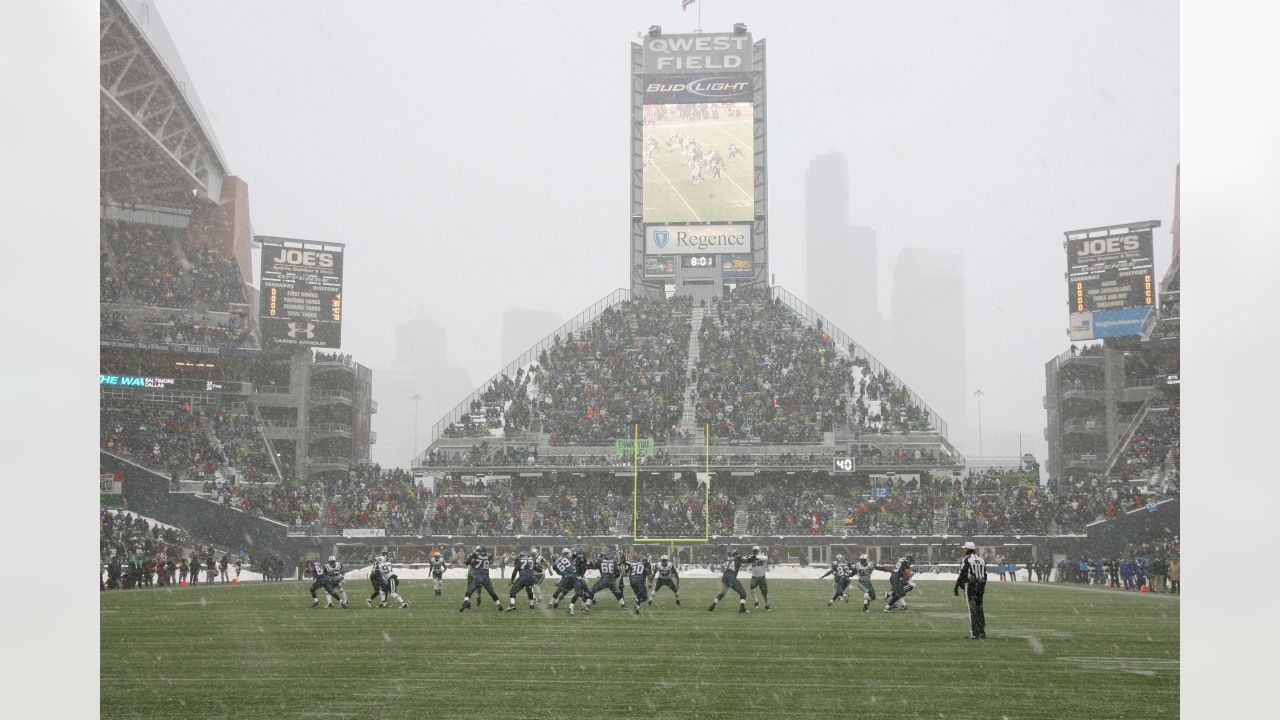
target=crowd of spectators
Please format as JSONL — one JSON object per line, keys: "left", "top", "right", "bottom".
{"left": 1112, "top": 398, "right": 1180, "bottom": 484}
{"left": 193, "top": 462, "right": 1181, "bottom": 538}
{"left": 101, "top": 400, "right": 278, "bottom": 483}
{"left": 100, "top": 307, "right": 254, "bottom": 348}
{"left": 100, "top": 219, "right": 246, "bottom": 311}
{"left": 439, "top": 297, "right": 692, "bottom": 443}
{"left": 1053, "top": 536, "right": 1179, "bottom": 592}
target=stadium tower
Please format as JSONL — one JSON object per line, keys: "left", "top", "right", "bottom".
{"left": 99, "top": 0, "right": 373, "bottom": 558}
{"left": 413, "top": 25, "right": 971, "bottom": 568}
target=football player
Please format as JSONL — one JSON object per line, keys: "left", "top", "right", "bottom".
{"left": 586, "top": 549, "right": 626, "bottom": 610}
{"left": 884, "top": 553, "right": 917, "bottom": 612}
{"left": 622, "top": 552, "right": 651, "bottom": 614}
{"left": 531, "top": 548, "right": 549, "bottom": 605}
{"left": 366, "top": 556, "right": 384, "bottom": 608}
{"left": 709, "top": 546, "right": 755, "bottom": 613}
{"left": 308, "top": 558, "right": 341, "bottom": 608}
{"left": 747, "top": 545, "right": 770, "bottom": 611}
{"left": 429, "top": 552, "right": 447, "bottom": 597}
{"left": 375, "top": 554, "right": 408, "bottom": 609}
{"left": 851, "top": 553, "right": 884, "bottom": 612}
{"left": 549, "top": 547, "right": 593, "bottom": 616}
{"left": 507, "top": 548, "right": 539, "bottom": 610}
{"left": 819, "top": 554, "right": 853, "bottom": 607}
{"left": 459, "top": 545, "right": 503, "bottom": 613}
{"left": 650, "top": 554, "right": 681, "bottom": 607}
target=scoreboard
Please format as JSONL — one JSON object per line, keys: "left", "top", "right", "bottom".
{"left": 258, "top": 237, "right": 344, "bottom": 349}
{"left": 1066, "top": 229, "right": 1154, "bottom": 313}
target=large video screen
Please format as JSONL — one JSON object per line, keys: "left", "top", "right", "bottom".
{"left": 642, "top": 102, "right": 753, "bottom": 223}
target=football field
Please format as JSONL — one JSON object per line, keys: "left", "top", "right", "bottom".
{"left": 100, "top": 579, "right": 1178, "bottom": 719}
{"left": 643, "top": 114, "right": 754, "bottom": 223}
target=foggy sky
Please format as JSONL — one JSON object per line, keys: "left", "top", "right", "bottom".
{"left": 153, "top": 0, "right": 1178, "bottom": 463}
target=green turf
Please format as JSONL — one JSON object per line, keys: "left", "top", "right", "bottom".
{"left": 100, "top": 579, "right": 1178, "bottom": 719}
{"left": 643, "top": 109, "right": 754, "bottom": 223}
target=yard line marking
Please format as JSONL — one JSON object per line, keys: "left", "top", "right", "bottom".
{"left": 648, "top": 157, "right": 702, "bottom": 222}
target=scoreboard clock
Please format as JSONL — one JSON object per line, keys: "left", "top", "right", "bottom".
{"left": 681, "top": 254, "right": 716, "bottom": 268}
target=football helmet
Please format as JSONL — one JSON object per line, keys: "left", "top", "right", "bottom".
{"left": 561, "top": 547, "right": 571, "bottom": 556}
{"left": 660, "top": 554, "right": 669, "bottom": 562}
{"left": 859, "top": 553, "right": 869, "bottom": 561}
{"left": 328, "top": 555, "right": 337, "bottom": 563}
{"left": 531, "top": 547, "right": 540, "bottom": 557}
{"left": 836, "top": 554, "right": 845, "bottom": 562}
{"left": 477, "top": 545, "right": 487, "bottom": 554}
{"left": 904, "top": 553, "right": 914, "bottom": 563}
{"left": 752, "top": 546, "right": 761, "bottom": 554}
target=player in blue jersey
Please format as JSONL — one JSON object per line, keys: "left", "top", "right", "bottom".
{"left": 310, "top": 555, "right": 347, "bottom": 609}
{"left": 819, "top": 554, "right": 854, "bottom": 606}
{"left": 507, "top": 548, "right": 539, "bottom": 611}
{"left": 884, "top": 553, "right": 917, "bottom": 612}
{"left": 549, "top": 547, "right": 593, "bottom": 615}
{"left": 709, "top": 547, "right": 755, "bottom": 613}
{"left": 585, "top": 549, "right": 626, "bottom": 611}
{"left": 459, "top": 545, "right": 503, "bottom": 613}
{"left": 308, "top": 558, "right": 341, "bottom": 608}
{"left": 622, "top": 552, "right": 651, "bottom": 614}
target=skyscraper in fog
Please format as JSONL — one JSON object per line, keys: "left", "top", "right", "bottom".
{"left": 805, "top": 152, "right": 882, "bottom": 352}
{"left": 501, "top": 308, "right": 563, "bottom": 368}
{"left": 372, "top": 312, "right": 470, "bottom": 466}
{"left": 889, "top": 248, "right": 967, "bottom": 433}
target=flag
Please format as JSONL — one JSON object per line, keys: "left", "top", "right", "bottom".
{"left": 683, "top": 0, "right": 696, "bottom": 10}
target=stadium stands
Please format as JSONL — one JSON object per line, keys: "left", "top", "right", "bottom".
{"left": 101, "top": 399, "right": 278, "bottom": 483}
{"left": 100, "top": 219, "right": 247, "bottom": 312}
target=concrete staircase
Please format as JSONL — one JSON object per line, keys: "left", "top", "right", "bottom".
{"left": 678, "top": 307, "right": 706, "bottom": 437}
{"left": 733, "top": 509, "right": 750, "bottom": 535}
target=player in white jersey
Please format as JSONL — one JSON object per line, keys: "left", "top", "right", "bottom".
{"left": 649, "top": 554, "right": 681, "bottom": 607}
{"left": 530, "top": 548, "right": 547, "bottom": 606}
{"left": 322, "top": 555, "right": 348, "bottom": 609}
{"left": 374, "top": 555, "right": 409, "bottom": 609}
{"left": 429, "top": 553, "right": 447, "bottom": 597}
{"left": 747, "top": 545, "right": 771, "bottom": 611}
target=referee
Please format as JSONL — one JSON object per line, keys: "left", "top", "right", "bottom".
{"left": 954, "top": 541, "right": 987, "bottom": 639}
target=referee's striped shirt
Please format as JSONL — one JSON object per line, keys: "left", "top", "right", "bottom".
{"left": 958, "top": 555, "right": 987, "bottom": 586}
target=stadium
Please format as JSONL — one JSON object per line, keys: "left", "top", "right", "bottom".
{"left": 96, "top": 2, "right": 1180, "bottom": 718}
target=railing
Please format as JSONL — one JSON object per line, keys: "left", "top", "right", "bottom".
{"left": 1103, "top": 395, "right": 1155, "bottom": 475}
{"left": 312, "top": 353, "right": 357, "bottom": 371}
{"left": 311, "top": 389, "right": 353, "bottom": 403}
{"left": 424, "top": 288, "right": 631, "bottom": 450}
{"left": 770, "top": 286, "right": 949, "bottom": 440}
{"left": 305, "top": 456, "right": 349, "bottom": 468}
{"left": 256, "top": 385, "right": 292, "bottom": 396}
{"left": 310, "top": 423, "right": 353, "bottom": 435}
{"left": 251, "top": 402, "right": 285, "bottom": 481}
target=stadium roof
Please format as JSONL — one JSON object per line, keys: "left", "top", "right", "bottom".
{"left": 100, "top": 0, "right": 230, "bottom": 206}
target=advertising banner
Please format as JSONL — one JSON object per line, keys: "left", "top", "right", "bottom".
{"left": 100, "top": 472, "right": 123, "bottom": 495}
{"left": 646, "top": 224, "right": 751, "bottom": 255}
{"left": 720, "top": 253, "right": 754, "bottom": 278}
{"left": 643, "top": 73, "right": 751, "bottom": 103}
{"left": 643, "top": 255, "right": 676, "bottom": 278}
{"left": 642, "top": 32, "right": 752, "bottom": 75}
{"left": 642, "top": 102, "right": 753, "bottom": 223}
{"left": 341, "top": 528, "right": 386, "bottom": 538}
{"left": 1069, "top": 307, "right": 1153, "bottom": 341}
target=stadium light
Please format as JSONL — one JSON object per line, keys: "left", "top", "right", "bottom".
{"left": 648, "top": 25, "right": 662, "bottom": 37}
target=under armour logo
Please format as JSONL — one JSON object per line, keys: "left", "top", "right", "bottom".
{"left": 286, "top": 322, "right": 316, "bottom": 339}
